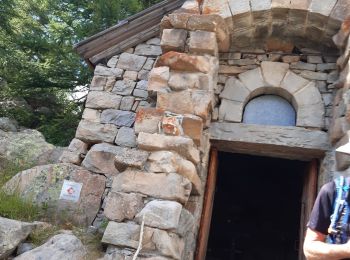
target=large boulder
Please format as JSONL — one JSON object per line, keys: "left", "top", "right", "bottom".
{"left": 0, "top": 217, "right": 37, "bottom": 259}
{"left": 0, "top": 117, "right": 19, "bottom": 132}
{"left": 2, "top": 163, "right": 106, "bottom": 226}
{"left": 0, "top": 129, "right": 65, "bottom": 170}
{"left": 14, "top": 233, "right": 87, "bottom": 260}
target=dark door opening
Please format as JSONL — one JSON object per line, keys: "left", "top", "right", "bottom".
{"left": 205, "top": 152, "right": 309, "bottom": 260}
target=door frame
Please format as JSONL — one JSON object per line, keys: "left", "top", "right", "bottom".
{"left": 195, "top": 151, "right": 318, "bottom": 260}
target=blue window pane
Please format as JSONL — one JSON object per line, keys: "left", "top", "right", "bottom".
{"left": 243, "top": 95, "right": 296, "bottom": 126}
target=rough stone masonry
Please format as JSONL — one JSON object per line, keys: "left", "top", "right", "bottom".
{"left": 57, "top": 0, "right": 350, "bottom": 259}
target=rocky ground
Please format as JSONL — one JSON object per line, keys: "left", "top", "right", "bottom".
{"left": 0, "top": 117, "right": 105, "bottom": 259}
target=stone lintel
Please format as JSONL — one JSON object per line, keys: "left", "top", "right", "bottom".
{"left": 209, "top": 122, "right": 330, "bottom": 160}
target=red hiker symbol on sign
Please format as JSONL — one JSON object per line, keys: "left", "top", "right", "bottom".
{"left": 59, "top": 180, "right": 83, "bottom": 202}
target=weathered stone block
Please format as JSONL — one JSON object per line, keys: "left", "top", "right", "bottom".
{"left": 317, "top": 63, "right": 337, "bottom": 71}
{"left": 148, "top": 66, "right": 170, "bottom": 94}
{"left": 95, "top": 65, "right": 124, "bottom": 77}
{"left": 296, "top": 103, "right": 325, "bottom": 129}
{"left": 136, "top": 80, "right": 148, "bottom": 90}
{"left": 157, "top": 91, "right": 194, "bottom": 115}
{"left": 219, "top": 99, "right": 243, "bottom": 123}
{"left": 101, "top": 109, "right": 136, "bottom": 127}
{"left": 117, "top": 53, "right": 147, "bottom": 72}
{"left": 90, "top": 76, "right": 107, "bottom": 91}
{"left": 120, "top": 96, "right": 135, "bottom": 111}
{"left": 133, "top": 89, "right": 148, "bottom": 98}
{"left": 180, "top": 0, "right": 200, "bottom": 14}
{"left": 75, "top": 120, "right": 118, "bottom": 143}
{"left": 156, "top": 51, "right": 212, "bottom": 73}
{"left": 299, "top": 71, "right": 328, "bottom": 81}
{"left": 293, "top": 82, "right": 322, "bottom": 108}
{"left": 143, "top": 58, "right": 155, "bottom": 70}
{"left": 134, "top": 44, "right": 162, "bottom": 56}
{"left": 261, "top": 61, "right": 289, "bottom": 87}
{"left": 327, "top": 71, "right": 339, "bottom": 84}
{"left": 59, "top": 150, "right": 81, "bottom": 165}
{"left": 146, "top": 151, "right": 202, "bottom": 194}
{"left": 218, "top": 65, "right": 250, "bottom": 75}
{"left": 168, "top": 12, "right": 191, "bottom": 29}
{"left": 135, "top": 108, "right": 164, "bottom": 134}
{"left": 188, "top": 31, "right": 218, "bottom": 56}
{"left": 307, "top": 56, "right": 323, "bottom": 64}
{"left": 176, "top": 209, "right": 195, "bottom": 237}
{"left": 281, "top": 56, "right": 300, "bottom": 63}
{"left": 114, "top": 147, "right": 149, "bottom": 172}
{"left": 182, "top": 114, "right": 203, "bottom": 145}
{"left": 138, "top": 69, "right": 150, "bottom": 80}
{"left": 191, "top": 90, "right": 212, "bottom": 120}
{"left": 104, "top": 192, "right": 144, "bottom": 221}
{"left": 220, "top": 77, "right": 250, "bottom": 103}
{"left": 290, "top": 62, "right": 316, "bottom": 71}
{"left": 330, "top": 117, "right": 350, "bottom": 144}
{"left": 82, "top": 108, "right": 100, "bottom": 123}
{"left": 112, "top": 171, "right": 191, "bottom": 204}
{"left": 135, "top": 200, "right": 182, "bottom": 230}
{"left": 112, "top": 79, "right": 136, "bottom": 96}
{"left": 280, "top": 71, "right": 310, "bottom": 94}
{"left": 102, "top": 222, "right": 184, "bottom": 260}
{"left": 168, "top": 72, "right": 210, "bottom": 91}
{"left": 115, "top": 127, "right": 136, "bottom": 148}
{"left": 238, "top": 68, "right": 266, "bottom": 92}
{"left": 85, "top": 91, "right": 122, "bottom": 109}
{"left": 81, "top": 143, "right": 122, "bottom": 175}
{"left": 68, "top": 138, "right": 88, "bottom": 154}
{"left": 138, "top": 132, "right": 200, "bottom": 164}
{"left": 160, "top": 29, "right": 187, "bottom": 53}
{"left": 123, "top": 71, "right": 138, "bottom": 81}
{"left": 107, "top": 55, "right": 119, "bottom": 68}
{"left": 335, "top": 131, "right": 350, "bottom": 171}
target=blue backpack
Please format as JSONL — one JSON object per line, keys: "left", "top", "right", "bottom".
{"left": 328, "top": 176, "right": 350, "bottom": 244}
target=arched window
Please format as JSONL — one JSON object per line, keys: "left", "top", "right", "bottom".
{"left": 243, "top": 95, "right": 296, "bottom": 126}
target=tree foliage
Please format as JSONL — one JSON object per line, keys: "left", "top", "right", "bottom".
{"left": 0, "top": 0, "right": 161, "bottom": 146}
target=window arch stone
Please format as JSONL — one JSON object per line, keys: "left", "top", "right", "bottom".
{"left": 218, "top": 61, "right": 325, "bottom": 129}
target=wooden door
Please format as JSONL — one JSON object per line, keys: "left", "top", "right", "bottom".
{"left": 195, "top": 149, "right": 218, "bottom": 260}
{"left": 298, "top": 159, "right": 318, "bottom": 260}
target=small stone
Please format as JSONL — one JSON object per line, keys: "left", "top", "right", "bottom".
{"left": 107, "top": 56, "right": 119, "bottom": 68}
{"left": 82, "top": 108, "right": 100, "bottom": 123}
{"left": 134, "top": 108, "right": 164, "bottom": 134}
{"left": 261, "top": 61, "right": 289, "bottom": 87}
{"left": 282, "top": 55, "right": 300, "bottom": 63}
{"left": 136, "top": 80, "right": 148, "bottom": 90}
{"left": 147, "top": 66, "right": 170, "bottom": 94}
{"left": 104, "top": 192, "right": 144, "bottom": 221}
{"left": 101, "top": 109, "right": 136, "bottom": 127}
{"left": 182, "top": 114, "right": 203, "bottom": 145}
{"left": 143, "top": 58, "right": 155, "bottom": 70}
{"left": 112, "top": 79, "right": 136, "bottom": 96}
{"left": 135, "top": 200, "right": 182, "bottom": 230}
{"left": 115, "top": 127, "right": 136, "bottom": 148}
{"left": 90, "top": 76, "right": 107, "bottom": 91}
{"left": 105, "top": 77, "right": 116, "bottom": 92}
{"left": 228, "top": 59, "right": 257, "bottom": 66}
{"left": 120, "top": 96, "right": 135, "bottom": 111}
{"left": 307, "top": 56, "right": 323, "bottom": 64}
{"left": 59, "top": 150, "right": 81, "bottom": 165}
{"left": 219, "top": 99, "right": 243, "bottom": 122}
{"left": 123, "top": 71, "right": 138, "bottom": 81}
{"left": 290, "top": 62, "right": 316, "bottom": 71}
{"left": 95, "top": 65, "right": 124, "bottom": 77}
{"left": 146, "top": 38, "right": 161, "bottom": 45}
{"left": 17, "top": 243, "right": 34, "bottom": 256}
{"left": 220, "top": 77, "right": 250, "bottom": 103}
{"left": 160, "top": 29, "right": 188, "bottom": 53}
{"left": 68, "top": 138, "right": 88, "bottom": 154}
{"left": 76, "top": 120, "right": 118, "bottom": 144}
{"left": 134, "top": 44, "right": 162, "bottom": 56}
{"left": 299, "top": 71, "right": 328, "bottom": 81}
{"left": 218, "top": 65, "right": 249, "bottom": 75}
{"left": 138, "top": 69, "right": 150, "bottom": 80}
{"left": 117, "top": 53, "right": 147, "bottom": 72}
{"left": 316, "top": 63, "right": 337, "bottom": 71}
{"left": 133, "top": 89, "right": 148, "bottom": 98}
{"left": 327, "top": 71, "right": 339, "bottom": 83}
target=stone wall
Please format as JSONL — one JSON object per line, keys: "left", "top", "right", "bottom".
{"left": 59, "top": 1, "right": 350, "bottom": 259}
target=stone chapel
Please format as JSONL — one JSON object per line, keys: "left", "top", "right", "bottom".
{"left": 58, "top": 0, "right": 350, "bottom": 259}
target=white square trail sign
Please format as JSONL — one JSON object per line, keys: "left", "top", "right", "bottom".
{"left": 59, "top": 180, "right": 83, "bottom": 202}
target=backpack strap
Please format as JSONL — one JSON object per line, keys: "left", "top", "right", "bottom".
{"left": 328, "top": 176, "right": 350, "bottom": 244}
